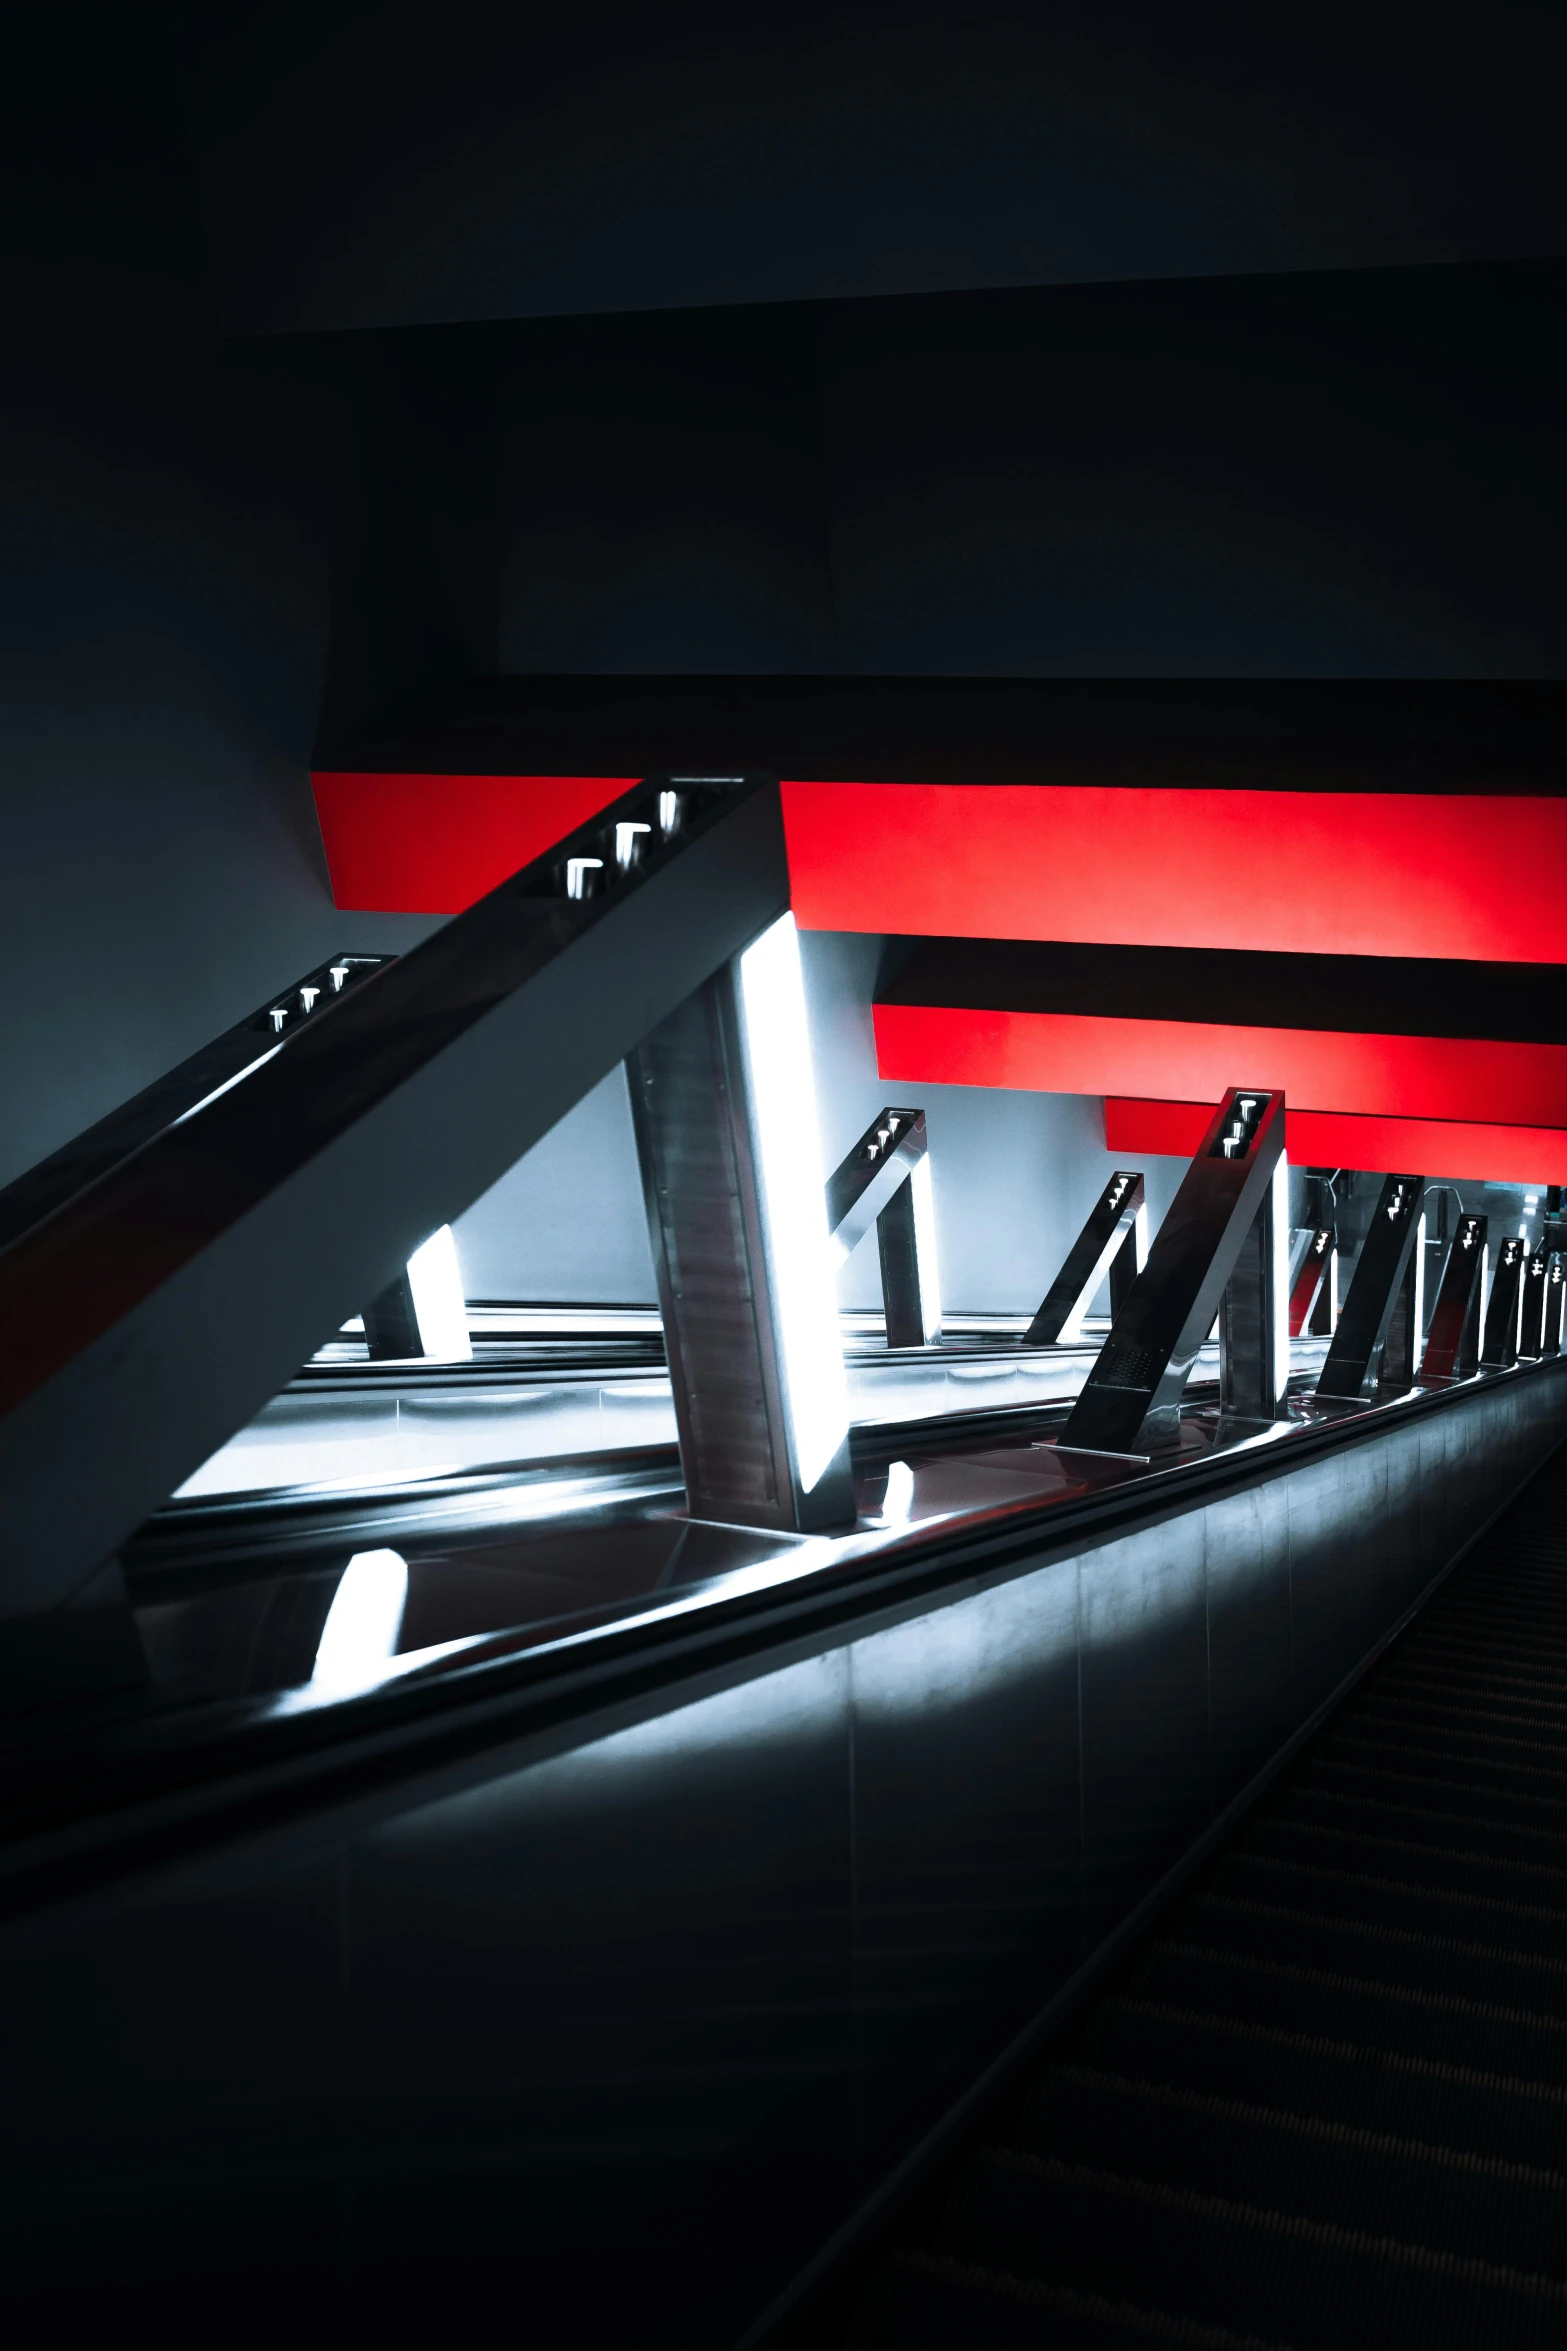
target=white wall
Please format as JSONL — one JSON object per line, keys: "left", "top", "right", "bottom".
{"left": 448, "top": 930, "right": 1189, "bottom": 1317}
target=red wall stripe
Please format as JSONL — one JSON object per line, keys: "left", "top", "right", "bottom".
{"left": 1104, "top": 1097, "right": 1567, "bottom": 1185}
{"left": 782, "top": 782, "right": 1567, "bottom": 964}
{"left": 872, "top": 1002, "right": 1567, "bottom": 1129}
{"left": 311, "top": 772, "right": 636, "bottom": 913}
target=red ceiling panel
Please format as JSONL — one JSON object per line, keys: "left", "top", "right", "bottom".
{"left": 872, "top": 1002, "right": 1567, "bottom": 1129}
{"left": 312, "top": 771, "right": 635, "bottom": 913}
{"left": 783, "top": 782, "right": 1567, "bottom": 963}
{"left": 1105, "top": 1097, "right": 1567, "bottom": 1184}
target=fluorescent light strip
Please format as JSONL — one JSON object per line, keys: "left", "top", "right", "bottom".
{"left": 737, "top": 914, "right": 850, "bottom": 1495}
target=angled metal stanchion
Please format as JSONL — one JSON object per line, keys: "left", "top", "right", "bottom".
{"left": 1219, "top": 1137, "right": 1291, "bottom": 1424}
{"left": 1417, "top": 1213, "right": 1488, "bottom": 1385}
{"left": 823, "top": 1107, "right": 940, "bottom": 1349}
{"left": 1025, "top": 1169, "right": 1146, "bottom": 1346}
{"left": 1288, "top": 1225, "right": 1336, "bottom": 1337}
{"left": 360, "top": 1226, "right": 472, "bottom": 1363}
{"left": 0, "top": 773, "right": 798, "bottom": 1673}
{"left": 1482, "top": 1233, "right": 1528, "bottom": 1368}
{"left": 1315, "top": 1175, "right": 1426, "bottom": 1399}
{"left": 1316, "top": 1174, "right": 1425, "bottom": 1400}
{"left": 1059, "top": 1088, "right": 1285, "bottom": 1456}
{"left": 1520, "top": 1241, "right": 1554, "bottom": 1359}
{"left": 1546, "top": 1257, "right": 1567, "bottom": 1358}
{"left": 0, "top": 953, "right": 396, "bottom": 1258}
{"left": 627, "top": 917, "right": 856, "bottom": 1535}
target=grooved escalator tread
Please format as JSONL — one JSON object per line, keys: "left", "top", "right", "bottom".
{"left": 939, "top": 2149, "right": 1567, "bottom": 2349}
{"left": 1259, "top": 1784, "right": 1567, "bottom": 1861}
{"left": 1335, "top": 1690, "right": 1567, "bottom": 1746}
{"left": 1079, "top": 1997, "right": 1567, "bottom": 2170}
{"left": 839, "top": 1445, "right": 1567, "bottom": 2350}
{"left": 1287, "top": 1751, "right": 1567, "bottom": 1823}
{"left": 1207, "top": 1849, "right": 1567, "bottom": 1956}
{"left": 1172, "top": 1887, "right": 1567, "bottom": 2013}
{"left": 1130, "top": 1936, "right": 1567, "bottom": 2079}
{"left": 847, "top": 2251, "right": 1288, "bottom": 2349}
{"left": 1314, "top": 1716, "right": 1567, "bottom": 1772}
{"left": 1012, "top": 2063, "right": 1567, "bottom": 2279}
{"left": 1303, "top": 1723, "right": 1567, "bottom": 1794}
{"left": 1241, "top": 1811, "right": 1567, "bottom": 1887}
{"left": 1346, "top": 1682, "right": 1567, "bottom": 1732}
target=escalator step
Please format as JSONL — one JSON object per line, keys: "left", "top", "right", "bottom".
{"left": 1371, "top": 1677, "right": 1567, "bottom": 1726}
{"left": 1306, "top": 1724, "right": 1567, "bottom": 1798}
{"left": 1130, "top": 1938, "right": 1567, "bottom": 2082}
{"left": 1395, "top": 1639, "right": 1567, "bottom": 1679}
{"left": 1403, "top": 1624, "right": 1567, "bottom": 1661}
{"left": 1175, "top": 1887, "right": 1567, "bottom": 2013}
{"left": 1341, "top": 1690, "right": 1567, "bottom": 1745}
{"left": 1012, "top": 2063, "right": 1567, "bottom": 2279}
{"left": 938, "top": 2149, "right": 1567, "bottom": 2348}
{"left": 847, "top": 2249, "right": 1286, "bottom": 2349}
{"left": 1077, "top": 1998, "right": 1567, "bottom": 2171}
{"left": 1286, "top": 1752, "right": 1567, "bottom": 1830}
{"left": 1338, "top": 1689, "right": 1567, "bottom": 1749}
{"left": 1210, "top": 1848, "right": 1567, "bottom": 1957}
{"left": 1234, "top": 1811, "right": 1567, "bottom": 1897}
{"left": 1320, "top": 1708, "right": 1567, "bottom": 1768}
{"left": 1260, "top": 1782, "right": 1567, "bottom": 1864}
{"left": 1381, "top": 1673, "right": 1567, "bottom": 1730}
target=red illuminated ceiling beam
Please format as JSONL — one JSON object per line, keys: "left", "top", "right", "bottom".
{"left": 873, "top": 1002, "right": 1567, "bottom": 1130}
{"left": 311, "top": 771, "right": 1567, "bottom": 952}
{"left": 1106, "top": 1099, "right": 1567, "bottom": 1186}
{"left": 783, "top": 783, "right": 1567, "bottom": 963}
{"left": 312, "top": 772, "right": 636, "bottom": 914}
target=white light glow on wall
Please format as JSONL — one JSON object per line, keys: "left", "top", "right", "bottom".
{"left": 407, "top": 1225, "right": 472, "bottom": 1362}
{"left": 311, "top": 1548, "right": 408, "bottom": 1694}
{"left": 737, "top": 913, "right": 850, "bottom": 1494}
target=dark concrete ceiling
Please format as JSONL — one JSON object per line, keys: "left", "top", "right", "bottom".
{"left": 166, "top": 1, "right": 1567, "bottom": 334}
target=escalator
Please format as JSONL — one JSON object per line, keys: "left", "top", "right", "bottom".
{"left": 3, "top": 767, "right": 1566, "bottom": 2346}
{"left": 844, "top": 1441, "right": 1567, "bottom": 2351}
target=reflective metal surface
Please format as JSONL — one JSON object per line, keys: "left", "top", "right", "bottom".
{"left": 1025, "top": 1169, "right": 1145, "bottom": 1346}
{"left": 1063, "top": 1087, "right": 1285, "bottom": 1451}
{"left": 1317, "top": 1171, "right": 1424, "bottom": 1398}
{"left": 1419, "top": 1212, "right": 1487, "bottom": 1384}
{"left": 169, "top": 1331, "right": 1334, "bottom": 1501}
{"left": 1288, "top": 1224, "right": 1335, "bottom": 1336}
{"left": 1483, "top": 1231, "right": 1528, "bottom": 1367}
{"left": 825, "top": 1107, "right": 939, "bottom": 1348}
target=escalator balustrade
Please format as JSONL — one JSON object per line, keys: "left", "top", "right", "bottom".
{"left": 849, "top": 1446, "right": 1567, "bottom": 2351}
